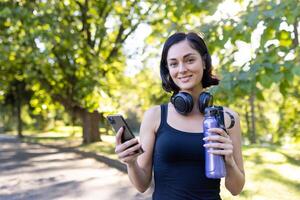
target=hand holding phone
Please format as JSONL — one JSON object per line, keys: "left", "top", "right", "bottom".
{"left": 107, "top": 114, "right": 144, "bottom": 154}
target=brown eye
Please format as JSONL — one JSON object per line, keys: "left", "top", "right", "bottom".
{"left": 187, "top": 58, "right": 195, "bottom": 63}
{"left": 169, "top": 62, "right": 178, "bottom": 68}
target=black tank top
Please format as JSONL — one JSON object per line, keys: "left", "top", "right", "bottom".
{"left": 152, "top": 104, "right": 221, "bottom": 200}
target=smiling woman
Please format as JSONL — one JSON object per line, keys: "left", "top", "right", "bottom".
{"left": 114, "top": 32, "right": 245, "bottom": 200}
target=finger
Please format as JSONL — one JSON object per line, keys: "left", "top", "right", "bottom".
{"left": 204, "top": 135, "right": 232, "bottom": 143}
{"left": 115, "top": 138, "right": 138, "bottom": 153}
{"left": 121, "top": 152, "right": 142, "bottom": 163}
{"left": 115, "top": 126, "right": 124, "bottom": 145}
{"left": 204, "top": 142, "right": 233, "bottom": 150}
{"left": 208, "top": 128, "right": 228, "bottom": 137}
{"left": 118, "top": 143, "right": 142, "bottom": 159}
{"left": 207, "top": 149, "right": 233, "bottom": 156}
{"left": 116, "top": 138, "right": 139, "bottom": 155}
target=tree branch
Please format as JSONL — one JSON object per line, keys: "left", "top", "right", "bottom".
{"left": 105, "top": 24, "right": 125, "bottom": 62}
{"left": 76, "top": 0, "right": 93, "bottom": 48}
{"left": 96, "top": 4, "right": 113, "bottom": 56}
{"left": 98, "top": 0, "right": 108, "bottom": 19}
{"left": 51, "top": 46, "right": 77, "bottom": 99}
{"left": 292, "top": 18, "right": 299, "bottom": 49}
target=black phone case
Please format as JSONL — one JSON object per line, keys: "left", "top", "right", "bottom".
{"left": 107, "top": 114, "right": 135, "bottom": 143}
{"left": 106, "top": 114, "right": 144, "bottom": 153}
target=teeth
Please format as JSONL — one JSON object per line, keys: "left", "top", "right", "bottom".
{"left": 179, "top": 75, "right": 192, "bottom": 79}
{"left": 179, "top": 76, "right": 191, "bottom": 82}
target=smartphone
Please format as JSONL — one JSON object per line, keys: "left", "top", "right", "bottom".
{"left": 106, "top": 114, "right": 144, "bottom": 153}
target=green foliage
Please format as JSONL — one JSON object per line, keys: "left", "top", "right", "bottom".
{"left": 0, "top": 0, "right": 299, "bottom": 144}
{"left": 0, "top": 0, "right": 169, "bottom": 138}
{"left": 205, "top": 0, "right": 300, "bottom": 144}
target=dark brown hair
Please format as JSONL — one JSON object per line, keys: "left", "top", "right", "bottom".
{"left": 160, "top": 32, "right": 219, "bottom": 93}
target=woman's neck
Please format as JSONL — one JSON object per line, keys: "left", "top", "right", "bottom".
{"left": 180, "top": 86, "right": 204, "bottom": 100}
{"left": 179, "top": 86, "right": 204, "bottom": 115}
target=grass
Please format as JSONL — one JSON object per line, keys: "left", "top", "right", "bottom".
{"left": 220, "top": 145, "right": 300, "bottom": 200}
{"left": 5, "top": 126, "right": 300, "bottom": 200}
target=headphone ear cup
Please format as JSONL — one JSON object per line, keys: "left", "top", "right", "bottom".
{"left": 171, "top": 92, "right": 194, "bottom": 115}
{"left": 198, "top": 92, "right": 213, "bottom": 113}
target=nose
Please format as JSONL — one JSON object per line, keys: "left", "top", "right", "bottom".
{"left": 178, "top": 62, "right": 187, "bottom": 73}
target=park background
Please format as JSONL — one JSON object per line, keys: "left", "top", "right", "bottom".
{"left": 0, "top": 0, "right": 299, "bottom": 199}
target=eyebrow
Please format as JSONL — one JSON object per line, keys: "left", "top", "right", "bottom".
{"left": 168, "top": 53, "right": 197, "bottom": 61}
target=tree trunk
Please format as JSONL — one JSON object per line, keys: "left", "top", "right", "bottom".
{"left": 15, "top": 81, "right": 23, "bottom": 138}
{"left": 51, "top": 95, "right": 102, "bottom": 144}
{"left": 16, "top": 97, "right": 23, "bottom": 138}
{"left": 245, "top": 104, "right": 251, "bottom": 143}
{"left": 80, "top": 109, "right": 101, "bottom": 144}
{"left": 249, "top": 93, "right": 256, "bottom": 144}
{"left": 274, "top": 99, "right": 286, "bottom": 144}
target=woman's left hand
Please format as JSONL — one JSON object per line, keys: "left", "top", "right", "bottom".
{"left": 203, "top": 128, "right": 235, "bottom": 166}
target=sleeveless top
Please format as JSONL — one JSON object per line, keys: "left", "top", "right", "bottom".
{"left": 152, "top": 104, "right": 221, "bottom": 200}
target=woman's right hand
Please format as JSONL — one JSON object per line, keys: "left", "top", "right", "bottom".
{"left": 115, "top": 127, "right": 143, "bottom": 166}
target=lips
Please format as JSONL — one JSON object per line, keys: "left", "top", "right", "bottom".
{"left": 178, "top": 75, "right": 192, "bottom": 83}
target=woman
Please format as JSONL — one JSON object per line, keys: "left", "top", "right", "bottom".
{"left": 115, "top": 32, "right": 245, "bottom": 200}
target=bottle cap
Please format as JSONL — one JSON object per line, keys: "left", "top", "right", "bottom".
{"left": 204, "top": 107, "right": 218, "bottom": 117}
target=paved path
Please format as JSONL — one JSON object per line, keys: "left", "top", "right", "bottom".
{"left": 0, "top": 134, "right": 152, "bottom": 200}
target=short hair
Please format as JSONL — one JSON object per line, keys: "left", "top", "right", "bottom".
{"left": 160, "top": 32, "right": 219, "bottom": 93}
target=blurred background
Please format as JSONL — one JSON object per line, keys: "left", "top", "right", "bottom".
{"left": 0, "top": 0, "right": 299, "bottom": 199}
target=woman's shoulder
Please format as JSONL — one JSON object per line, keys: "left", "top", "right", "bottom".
{"left": 144, "top": 105, "right": 161, "bottom": 120}
{"left": 142, "top": 105, "right": 162, "bottom": 132}
{"left": 222, "top": 106, "right": 240, "bottom": 119}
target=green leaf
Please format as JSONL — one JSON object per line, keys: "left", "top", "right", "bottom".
{"left": 279, "top": 81, "right": 288, "bottom": 95}
{"left": 272, "top": 73, "right": 283, "bottom": 82}
{"left": 259, "top": 75, "right": 273, "bottom": 88}
{"left": 247, "top": 9, "right": 259, "bottom": 27}
{"left": 0, "top": 7, "right": 11, "bottom": 17}
{"left": 292, "top": 66, "right": 300, "bottom": 76}
{"left": 256, "top": 90, "right": 265, "bottom": 101}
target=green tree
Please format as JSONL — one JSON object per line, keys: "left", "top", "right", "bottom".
{"left": 0, "top": 0, "right": 162, "bottom": 143}
{"left": 209, "top": 0, "right": 300, "bottom": 144}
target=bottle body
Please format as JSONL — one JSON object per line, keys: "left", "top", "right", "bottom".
{"left": 203, "top": 113, "right": 226, "bottom": 179}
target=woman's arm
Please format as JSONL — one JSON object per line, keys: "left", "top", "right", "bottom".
{"left": 203, "top": 108, "right": 245, "bottom": 195}
{"left": 223, "top": 109, "right": 245, "bottom": 195}
{"left": 115, "top": 106, "right": 160, "bottom": 193}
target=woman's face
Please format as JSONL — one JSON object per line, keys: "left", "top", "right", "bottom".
{"left": 167, "top": 40, "right": 204, "bottom": 93}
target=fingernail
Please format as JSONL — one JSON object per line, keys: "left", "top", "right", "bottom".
{"left": 203, "top": 144, "right": 208, "bottom": 147}
{"left": 203, "top": 137, "right": 208, "bottom": 141}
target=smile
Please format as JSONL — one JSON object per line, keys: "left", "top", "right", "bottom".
{"left": 178, "top": 75, "right": 192, "bottom": 82}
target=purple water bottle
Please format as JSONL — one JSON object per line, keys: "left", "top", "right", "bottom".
{"left": 203, "top": 107, "right": 226, "bottom": 179}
